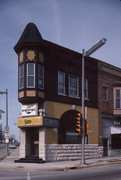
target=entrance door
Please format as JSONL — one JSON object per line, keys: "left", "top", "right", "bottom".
{"left": 26, "top": 127, "right": 39, "bottom": 158}
{"left": 31, "top": 128, "right": 39, "bottom": 157}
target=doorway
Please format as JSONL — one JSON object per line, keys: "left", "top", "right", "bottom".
{"left": 26, "top": 127, "right": 39, "bottom": 158}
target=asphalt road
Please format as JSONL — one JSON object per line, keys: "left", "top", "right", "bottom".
{"left": 0, "top": 163, "right": 121, "bottom": 180}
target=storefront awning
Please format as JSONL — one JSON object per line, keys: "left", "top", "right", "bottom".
{"left": 111, "top": 127, "right": 121, "bottom": 134}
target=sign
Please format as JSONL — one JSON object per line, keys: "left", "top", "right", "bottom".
{"left": 17, "top": 116, "right": 43, "bottom": 127}
{"left": 21, "top": 104, "right": 38, "bottom": 117}
{"left": 5, "top": 132, "right": 9, "bottom": 143}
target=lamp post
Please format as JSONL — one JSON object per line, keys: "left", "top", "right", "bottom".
{"left": 0, "top": 89, "right": 9, "bottom": 155}
{"left": 81, "top": 38, "right": 107, "bottom": 164}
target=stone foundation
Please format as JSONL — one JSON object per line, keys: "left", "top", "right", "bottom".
{"left": 40, "top": 144, "right": 103, "bottom": 162}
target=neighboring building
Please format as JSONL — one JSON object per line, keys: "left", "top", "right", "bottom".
{"left": 14, "top": 23, "right": 121, "bottom": 162}
{"left": 98, "top": 61, "right": 121, "bottom": 156}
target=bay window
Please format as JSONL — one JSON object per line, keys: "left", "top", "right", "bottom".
{"left": 38, "top": 65, "right": 44, "bottom": 89}
{"left": 19, "top": 64, "right": 24, "bottom": 89}
{"left": 27, "top": 63, "right": 35, "bottom": 88}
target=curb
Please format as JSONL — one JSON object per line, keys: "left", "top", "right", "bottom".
{"left": 64, "top": 160, "right": 121, "bottom": 170}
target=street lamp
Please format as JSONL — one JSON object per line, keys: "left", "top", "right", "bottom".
{"left": 81, "top": 38, "right": 107, "bottom": 164}
{"left": 0, "top": 89, "right": 9, "bottom": 155}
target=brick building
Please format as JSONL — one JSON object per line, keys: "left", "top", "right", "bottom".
{"left": 14, "top": 23, "right": 121, "bottom": 162}
{"left": 98, "top": 61, "right": 121, "bottom": 156}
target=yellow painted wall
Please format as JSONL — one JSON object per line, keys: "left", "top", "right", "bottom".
{"left": 45, "top": 101, "right": 99, "bottom": 144}
{"left": 45, "top": 127, "right": 58, "bottom": 144}
{"left": 44, "top": 101, "right": 81, "bottom": 119}
{"left": 87, "top": 108, "right": 99, "bottom": 144}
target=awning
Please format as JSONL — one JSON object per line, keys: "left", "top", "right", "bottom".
{"left": 111, "top": 127, "right": 121, "bottom": 134}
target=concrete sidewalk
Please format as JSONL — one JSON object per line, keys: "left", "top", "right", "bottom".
{"left": 1, "top": 148, "right": 121, "bottom": 171}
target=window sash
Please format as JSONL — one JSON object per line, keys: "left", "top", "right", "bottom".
{"left": 115, "top": 89, "right": 121, "bottom": 109}
{"left": 19, "top": 64, "right": 24, "bottom": 89}
{"left": 58, "top": 72, "right": 65, "bottom": 94}
{"left": 69, "top": 74, "right": 79, "bottom": 96}
{"left": 27, "top": 63, "right": 35, "bottom": 88}
{"left": 38, "top": 65, "right": 44, "bottom": 89}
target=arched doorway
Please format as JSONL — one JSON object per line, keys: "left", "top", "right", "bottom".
{"left": 58, "top": 110, "right": 82, "bottom": 144}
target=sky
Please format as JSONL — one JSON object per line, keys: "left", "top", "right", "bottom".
{"left": 0, "top": 0, "right": 121, "bottom": 139}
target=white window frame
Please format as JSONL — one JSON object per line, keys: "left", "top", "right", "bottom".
{"left": 19, "top": 64, "right": 24, "bottom": 89}
{"left": 27, "top": 63, "right": 35, "bottom": 88}
{"left": 38, "top": 65, "right": 44, "bottom": 90}
{"left": 58, "top": 71, "right": 65, "bottom": 95}
{"left": 114, "top": 88, "right": 121, "bottom": 109}
{"left": 69, "top": 74, "right": 79, "bottom": 97}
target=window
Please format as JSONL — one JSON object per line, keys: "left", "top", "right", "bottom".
{"left": 69, "top": 74, "right": 79, "bottom": 97}
{"left": 102, "top": 87, "right": 108, "bottom": 101}
{"left": 58, "top": 71, "right": 65, "bottom": 94}
{"left": 27, "top": 63, "right": 35, "bottom": 88}
{"left": 84, "top": 79, "right": 88, "bottom": 99}
{"left": 19, "top": 64, "right": 24, "bottom": 89}
{"left": 38, "top": 65, "right": 44, "bottom": 89}
{"left": 114, "top": 89, "right": 121, "bottom": 109}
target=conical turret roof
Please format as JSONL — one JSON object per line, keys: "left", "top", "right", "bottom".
{"left": 14, "top": 23, "right": 43, "bottom": 51}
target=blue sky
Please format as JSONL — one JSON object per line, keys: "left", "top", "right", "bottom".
{"left": 0, "top": 0, "right": 121, "bottom": 139}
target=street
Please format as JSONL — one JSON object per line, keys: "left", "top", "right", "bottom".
{"left": 0, "top": 163, "right": 121, "bottom": 180}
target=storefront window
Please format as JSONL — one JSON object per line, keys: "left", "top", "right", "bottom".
{"left": 65, "top": 132, "right": 79, "bottom": 144}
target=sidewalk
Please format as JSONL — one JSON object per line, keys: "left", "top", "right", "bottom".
{"left": 1, "top": 148, "right": 121, "bottom": 171}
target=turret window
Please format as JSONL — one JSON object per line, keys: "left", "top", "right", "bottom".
{"left": 19, "top": 64, "right": 24, "bottom": 89}
{"left": 38, "top": 65, "right": 44, "bottom": 89}
{"left": 27, "top": 63, "right": 35, "bottom": 88}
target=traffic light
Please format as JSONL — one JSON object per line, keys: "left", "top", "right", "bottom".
{"left": 75, "top": 112, "right": 81, "bottom": 135}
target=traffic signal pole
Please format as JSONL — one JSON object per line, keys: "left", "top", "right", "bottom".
{"left": 81, "top": 49, "right": 85, "bottom": 164}
{"left": 81, "top": 38, "right": 107, "bottom": 164}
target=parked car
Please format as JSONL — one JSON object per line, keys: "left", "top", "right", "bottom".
{"left": 9, "top": 143, "right": 17, "bottom": 149}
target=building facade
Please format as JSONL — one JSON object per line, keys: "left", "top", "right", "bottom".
{"left": 14, "top": 23, "right": 121, "bottom": 161}
{"left": 98, "top": 61, "right": 121, "bottom": 156}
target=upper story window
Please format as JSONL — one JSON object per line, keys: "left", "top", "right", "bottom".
{"left": 69, "top": 74, "right": 79, "bottom": 97}
{"left": 19, "top": 64, "right": 24, "bottom": 89}
{"left": 27, "top": 63, "right": 35, "bottom": 88}
{"left": 102, "top": 86, "right": 108, "bottom": 101}
{"left": 58, "top": 71, "right": 65, "bottom": 95}
{"left": 114, "top": 89, "right": 121, "bottom": 109}
{"left": 84, "top": 79, "right": 88, "bottom": 99}
{"left": 38, "top": 65, "right": 44, "bottom": 90}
